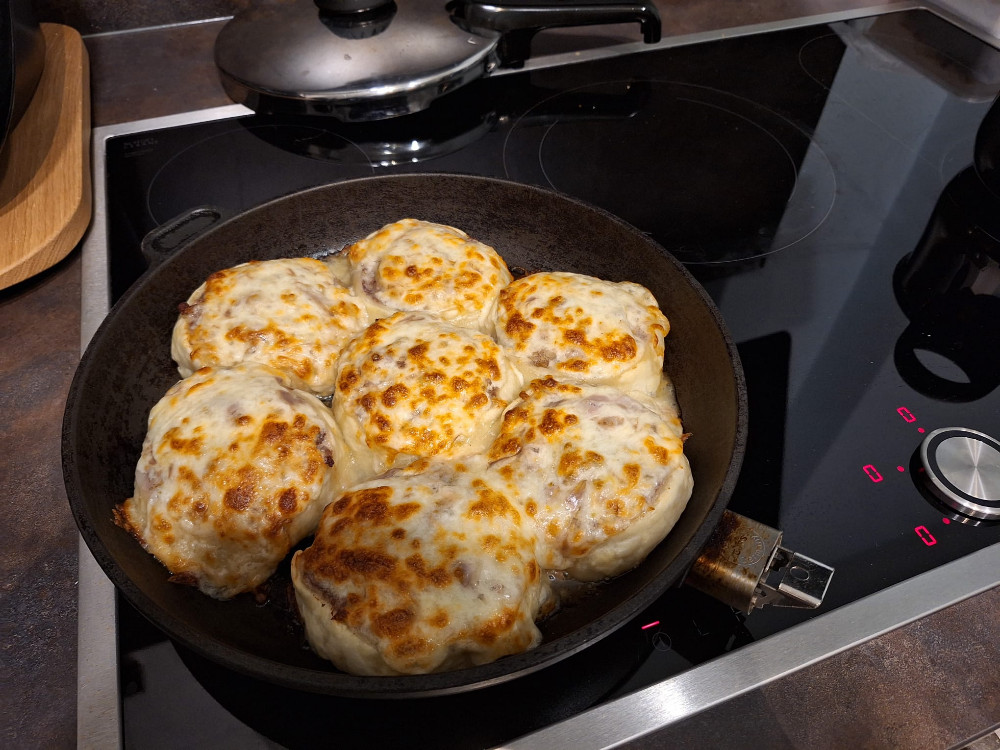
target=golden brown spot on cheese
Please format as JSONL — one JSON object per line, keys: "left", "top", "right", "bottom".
{"left": 466, "top": 393, "right": 488, "bottom": 411}
{"left": 405, "top": 554, "right": 452, "bottom": 587}
{"left": 278, "top": 488, "right": 297, "bottom": 513}
{"left": 391, "top": 528, "right": 406, "bottom": 540}
{"left": 429, "top": 610, "right": 450, "bottom": 628}
{"left": 260, "top": 421, "right": 287, "bottom": 444}
{"left": 623, "top": 463, "right": 641, "bottom": 487}
{"left": 558, "top": 447, "right": 605, "bottom": 479}
{"left": 391, "top": 637, "right": 431, "bottom": 659}
{"left": 235, "top": 415, "right": 252, "bottom": 426}
{"left": 525, "top": 499, "right": 537, "bottom": 517}
{"left": 538, "top": 408, "right": 577, "bottom": 436}
{"left": 454, "top": 270, "right": 480, "bottom": 289}
{"left": 606, "top": 498, "right": 626, "bottom": 517}
{"left": 338, "top": 368, "right": 360, "bottom": 393}
{"left": 164, "top": 429, "right": 203, "bottom": 455}
{"left": 600, "top": 334, "right": 638, "bottom": 362}
{"left": 355, "top": 496, "right": 390, "bottom": 524}
{"left": 381, "top": 383, "right": 409, "bottom": 407}
{"left": 476, "top": 357, "right": 501, "bottom": 380}
{"left": 562, "top": 358, "right": 589, "bottom": 372}
{"left": 475, "top": 608, "right": 517, "bottom": 645}
{"left": 408, "top": 342, "right": 430, "bottom": 361}
{"left": 393, "top": 502, "right": 421, "bottom": 522}
{"left": 223, "top": 467, "right": 260, "bottom": 511}
{"left": 504, "top": 312, "right": 536, "bottom": 343}
{"left": 468, "top": 487, "right": 519, "bottom": 521}
{"left": 335, "top": 548, "right": 397, "bottom": 580}
{"left": 372, "top": 607, "right": 415, "bottom": 638}
{"left": 488, "top": 436, "right": 521, "bottom": 462}
{"left": 176, "top": 465, "right": 201, "bottom": 490}
{"left": 450, "top": 377, "right": 469, "bottom": 393}
{"left": 644, "top": 436, "right": 674, "bottom": 465}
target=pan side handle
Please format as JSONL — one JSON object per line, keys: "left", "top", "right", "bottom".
{"left": 684, "top": 510, "right": 835, "bottom": 616}
{"left": 140, "top": 206, "right": 233, "bottom": 271}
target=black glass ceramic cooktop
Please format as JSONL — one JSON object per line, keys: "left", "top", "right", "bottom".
{"left": 104, "top": 12, "right": 1000, "bottom": 748}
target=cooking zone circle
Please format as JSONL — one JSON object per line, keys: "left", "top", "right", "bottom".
{"left": 502, "top": 81, "right": 836, "bottom": 265}
{"left": 146, "top": 123, "right": 375, "bottom": 225}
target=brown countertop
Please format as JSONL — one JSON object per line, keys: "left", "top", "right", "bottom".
{"left": 1, "top": 5, "right": 999, "bottom": 748}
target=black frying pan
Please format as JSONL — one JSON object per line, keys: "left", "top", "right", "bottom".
{"left": 62, "top": 174, "right": 746, "bottom": 697}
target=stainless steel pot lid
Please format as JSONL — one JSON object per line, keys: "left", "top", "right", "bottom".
{"left": 214, "top": 0, "right": 661, "bottom": 121}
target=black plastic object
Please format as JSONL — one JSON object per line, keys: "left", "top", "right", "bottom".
{"left": 63, "top": 174, "right": 746, "bottom": 697}
{"left": 0, "top": 0, "right": 45, "bottom": 154}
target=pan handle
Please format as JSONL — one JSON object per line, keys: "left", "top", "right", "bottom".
{"left": 447, "top": 1, "right": 661, "bottom": 66}
{"left": 684, "top": 510, "right": 835, "bottom": 616}
{"left": 140, "top": 206, "right": 233, "bottom": 270}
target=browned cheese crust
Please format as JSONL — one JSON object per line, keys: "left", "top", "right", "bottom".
{"left": 119, "top": 364, "right": 348, "bottom": 599}
{"left": 493, "top": 271, "right": 670, "bottom": 394}
{"left": 171, "top": 257, "right": 369, "bottom": 397}
{"left": 486, "top": 378, "right": 692, "bottom": 580}
{"left": 291, "top": 459, "right": 552, "bottom": 675}
{"left": 346, "top": 218, "right": 513, "bottom": 332}
{"left": 332, "top": 311, "right": 522, "bottom": 480}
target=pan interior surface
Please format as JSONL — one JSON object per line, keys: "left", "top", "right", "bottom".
{"left": 63, "top": 174, "right": 745, "bottom": 696}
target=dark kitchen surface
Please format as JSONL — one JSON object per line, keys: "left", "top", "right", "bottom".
{"left": 3, "top": 5, "right": 1000, "bottom": 750}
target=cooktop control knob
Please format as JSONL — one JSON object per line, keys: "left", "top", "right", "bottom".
{"left": 919, "top": 427, "right": 1000, "bottom": 520}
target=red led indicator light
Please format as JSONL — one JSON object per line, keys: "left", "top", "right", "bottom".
{"left": 897, "top": 466, "right": 905, "bottom": 472}
{"left": 641, "top": 620, "right": 660, "bottom": 630}
{"left": 897, "top": 407, "right": 916, "bottom": 423}
{"left": 915, "top": 526, "right": 937, "bottom": 546}
{"left": 942, "top": 518, "right": 951, "bottom": 525}
{"left": 863, "top": 464, "right": 884, "bottom": 483}
{"left": 918, "top": 427, "right": 925, "bottom": 433}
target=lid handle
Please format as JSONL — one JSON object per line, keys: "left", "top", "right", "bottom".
{"left": 447, "top": 1, "right": 662, "bottom": 66}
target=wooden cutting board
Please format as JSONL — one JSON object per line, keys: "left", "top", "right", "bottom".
{"left": 0, "top": 24, "right": 91, "bottom": 291}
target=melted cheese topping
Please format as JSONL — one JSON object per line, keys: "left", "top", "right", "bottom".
{"left": 292, "top": 458, "right": 551, "bottom": 675}
{"left": 171, "top": 257, "right": 369, "bottom": 397}
{"left": 118, "top": 364, "right": 347, "bottom": 599}
{"left": 332, "top": 312, "right": 522, "bottom": 479}
{"left": 493, "top": 271, "right": 670, "bottom": 394}
{"left": 485, "top": 378, "right": 692, "bottom": 581}
{"left": 347, "top": 219, "right": 513, "bottom": 331}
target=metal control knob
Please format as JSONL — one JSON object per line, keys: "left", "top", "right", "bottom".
{"left": 919, "top": 427, "right": 1000, "bottom": 520}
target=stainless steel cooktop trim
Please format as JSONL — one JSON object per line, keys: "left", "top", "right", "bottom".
{"left": 76, "top": 104, "right": 251, "bottom": 750}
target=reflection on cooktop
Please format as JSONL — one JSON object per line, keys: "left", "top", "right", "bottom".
{"left": 503, "top": 81, "right": 836, "bottom": 267}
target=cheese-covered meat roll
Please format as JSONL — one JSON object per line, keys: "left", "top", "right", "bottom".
{"left": 172, "top": 257, "right": 369, "bottom": 397}
{"left": 493, "top": 271, "right": 670, "bottom": 394}
{"left": 486, "top": 378, "right": 692, "bottom": 581}
{"left": 346, "top": 218, "right": 513, "bottom": 331}
{"left": 332, "top": 311, "right": 521, "bottom": 479}
{"left": 292, "top": 458, "right": 552, "bottom": 675}
{"left": 116, "top": 364, "right": 347, "bottom": 599}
